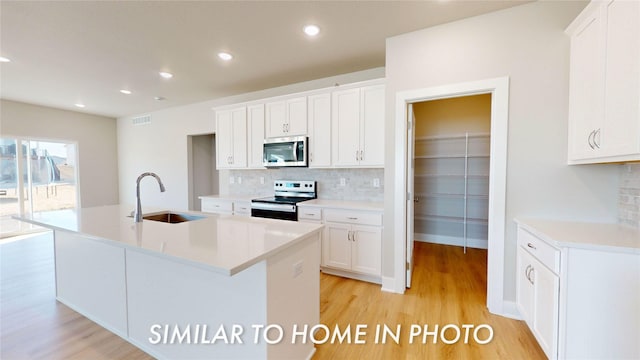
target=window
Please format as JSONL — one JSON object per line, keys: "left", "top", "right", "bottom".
{"left": 0, "top": 138, "right": 79, "bottom": 238}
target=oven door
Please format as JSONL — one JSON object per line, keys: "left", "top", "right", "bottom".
{"left": 251, "top": 202, "right": 298, "bottom": 221}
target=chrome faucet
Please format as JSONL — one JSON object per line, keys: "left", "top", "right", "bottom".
{"left": 133, "top": 172, "right": 166, "bottom": 222}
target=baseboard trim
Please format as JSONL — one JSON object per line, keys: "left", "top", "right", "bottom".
{"left": 500, "top": 300, "right": 522, "bottom": 320}
{"left": 414, "top": 233, "right": 488, "bottom": 249}
{"left": 320, "top": 267, "right": 381, "bottom": 285}
{"left": 381, "top": 276, "right": 403, "bottom": 293}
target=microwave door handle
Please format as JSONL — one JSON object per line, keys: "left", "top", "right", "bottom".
{"left": 292, "top": 141, "right": 298, "bottom": 162}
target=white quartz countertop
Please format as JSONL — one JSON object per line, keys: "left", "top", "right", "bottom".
{"left": 298, "top": 199, "right": 384, "bottom": 212}
{"left": 17, "top": 205, "right": 323, "bottom": 276}
{"left": 515, "top": 218, "right": 640, "bottom": 254}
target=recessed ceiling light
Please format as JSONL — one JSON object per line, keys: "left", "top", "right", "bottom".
{"left": 218, "top": 52, "right": 233, "bottom": 61}
{"left": 120, "top": 89, "right": 132, "bottom": 95}
{"left": 303, "top": 25, "right": 320, "bottom": 37}
{"left": 159, "top": 71, "right": 173, "bottom": 79}
{"left": 75, "top": 103, "right": 85, "bottom": 108}
{"left": 0, "top": 56, "right": 10, "bottom": 63}
{"left": 154, "top": 96, "right": 166, "bottom": 101}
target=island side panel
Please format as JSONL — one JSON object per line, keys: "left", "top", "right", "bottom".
{"left": 266, "top": 232, "right": 321, "bottom": 360}
{"left": 54, "top": 230, "right": 128, "bottom": 337}
{"left": 125, "top": 249, "right": 268, "bottom": 360}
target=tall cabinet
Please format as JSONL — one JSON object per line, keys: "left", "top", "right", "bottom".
{"left": 413, "top": 133, "right": 490, "bottom": 252}
{"left": 216, "top": 106, "right": 247, "bottom": 169}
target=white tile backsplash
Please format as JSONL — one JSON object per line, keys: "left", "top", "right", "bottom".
{"left": 619, "top": 164, "right": 640, "bottom": 228}
{"left": 226, "top": 168, "right": 384, "bottom": 202}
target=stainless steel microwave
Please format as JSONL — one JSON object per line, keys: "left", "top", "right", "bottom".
{"left": 263, "top": 136, "right": 308, "bottom": 168}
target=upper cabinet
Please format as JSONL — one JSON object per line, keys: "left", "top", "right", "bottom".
{"left": 247, "top": 104, "right": 265, "bottom": 169}
{"left": 214, "top": 79, "right": 385, "bottom": 169}
{"left": 332, "top": 84, "right": 385, "bottom": 167}
{"left": 216, "top": 107, "right": 247, "bottom": 169}
{"left": 308, "top": 92, "right": 332, "bottom": 168}
{"left": 567, "top": 0, "right": 640, "bottom": 164}
{"left": 265, "top": 96, "right": 307, "bottom": 138}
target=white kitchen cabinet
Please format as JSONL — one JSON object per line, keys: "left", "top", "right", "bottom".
{"left": 322, "top": 209, "right": 382, "bottom": 278}
{"left": 200, "top": 196, "right": 251, "bottom": 216}
{"left": 215, "top": 106, "right": 247, "bottom": 169}
{"left": 233, "top": 200, "right": 251, "bottom": 217}
{"left": 247, "top": 104, "right": 265, "bottom": 169}
{"left": 332, "top": 84, "right": 385, "bottom": 167}
{"left": 516, "top": 236, "right": 559, "bottom": 360}
{"left": 566, "top": 0, "right": 640, "bottom": 164}
{"left": 201, "top": 197, "right": 233, "bottom": 214}
{"left": 307, "top": 92, "right": 332, "bottom": 168}
{"left": 266, "top": 96, "right": 307, "bottom": 138}
{"left": 515, "top": 221, "right": 640, "bottom": 360}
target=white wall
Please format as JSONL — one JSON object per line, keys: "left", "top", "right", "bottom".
{"left": 0, "top": 99, "right": 119, "bottom": 207}
{"left": 117, "top": 68, "right": 385, "bottom": 210}
{"left": 384, "top": 1, "right": 619, "bottom": 302}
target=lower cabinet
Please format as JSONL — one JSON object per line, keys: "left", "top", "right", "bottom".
{"left": 516, "top": 244, "right": 559, "bottom": 359}
{"left": 323, "top": 222, "right": 381, "bottom": 276}
{"left": 516, "top": 224, "right": 640, "bottom": 360}
{"left": 200, "top": 196, "right": 251, "bottom": 216}
{"left": 300, "top": 206, "right": 382, "bottom": 283}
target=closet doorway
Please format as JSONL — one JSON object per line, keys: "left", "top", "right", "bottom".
{"left": 412, "top": 94, "right": 491, "bottom": 252}
{"left": 395, "top": 77, "right": 509, "bottom": 314}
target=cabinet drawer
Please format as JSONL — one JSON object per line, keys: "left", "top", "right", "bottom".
{"left": 233, "top": 201, "right": 251, "bottom": 215}
{"left": 324, "top": 209, "right": 382, "bottom": 226}
{"left": 298, "top": 207, "right": 322, "bottom": 221}
{"left": 517, "top": 228, "right": 560, "bottom": 274}
{"left": 201, "top": 199, "right": 233, "bottom": 214}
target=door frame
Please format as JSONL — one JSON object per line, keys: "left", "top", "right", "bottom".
{"left": 393, "top": 77, "right": 510, "bottom": 315}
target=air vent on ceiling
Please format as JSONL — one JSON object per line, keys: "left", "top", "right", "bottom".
{"left": 132, "top": 115, "right": 151, "bottom": 126}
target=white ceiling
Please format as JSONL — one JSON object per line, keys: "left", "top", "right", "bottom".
{"left": 0, "top": 1, "right": 530, "bottom": 119}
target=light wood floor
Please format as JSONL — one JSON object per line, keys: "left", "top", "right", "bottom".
{"left": 1, "top": 233, "right": 544, "bottom": 359}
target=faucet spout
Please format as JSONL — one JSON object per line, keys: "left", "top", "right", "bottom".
{"left": 134, "top": 172, "right": 166, "bottom": 222}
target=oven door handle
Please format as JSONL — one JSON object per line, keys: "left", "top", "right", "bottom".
{"left": 251, "top": 202, "right": 296, "bottom": 213}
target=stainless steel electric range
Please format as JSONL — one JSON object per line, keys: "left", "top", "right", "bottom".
{"left": 251, "top": 180, "right": 316, "bottom": 221}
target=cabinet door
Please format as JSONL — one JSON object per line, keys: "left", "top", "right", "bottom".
{"left": 229, "top": 107, "right": 247, "bottom": 168}
{"left": 332, "top": 88, "right": 361, "bottom": 166}
{"left": 286, "top": 97, "right": 308, "bottom": 136}
{"left": 516, "top": 246, "right": 535, "bottom": 328}
{"left": 247, "top": 104, "right": 265, "bottom": 168}
{"left": 601, "top": 0, "right": 640, "bottom": 157}
{"left": 568, "top": 7, "right": 605, "bottom": 161}
{"left": 266, "top": 101, "right": 287, "bottom": 138}
{"left": 216, "top": 109, "right": 233, "bottom": 169}
{"left": 351, "top": 225, "right": 381, "bottom": 276}
{"left": 308, "top": 93, "right": 331, "bottom": 167}
{"left": 359, "top": 85, "right": 385, "bottom": 167}
{"left": 531, "top": 259, "right": 559, "bottom": 360}
{"left": 322, "top": 222, "right": 351, "bottom": 270}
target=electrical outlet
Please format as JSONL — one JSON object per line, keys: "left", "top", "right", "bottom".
{"left": 260, "top": 176, "right": 265, "bottom": 185}
{"left": 229, "top": 176, "right": 235, "bottom": 184}
{"left": 339, "top": 178, "right": 346, "bottom": 187}
{"left": 293, "top": 261, "right": 304, "bottom": 278}
{"left": 373, "top": 178, "right": 380, "bottom": 188}
{"left": 237, "top": 176, "right": 242, "bottom": 184}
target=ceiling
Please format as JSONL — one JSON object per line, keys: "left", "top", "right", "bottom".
{"left": 0, "top": 1, "right": 530, "bottom": 119}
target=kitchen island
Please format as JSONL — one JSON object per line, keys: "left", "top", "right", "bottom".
{"left": 17, "top": 205, "right": 323, "bottom": 360}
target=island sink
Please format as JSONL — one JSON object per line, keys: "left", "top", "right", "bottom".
{"left": 141, "top": 211, "right": 204, "bottom": 223}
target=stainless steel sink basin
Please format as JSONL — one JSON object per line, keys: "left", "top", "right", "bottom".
{"left": 141, "top": 212, "right": 204, "bottom": 224}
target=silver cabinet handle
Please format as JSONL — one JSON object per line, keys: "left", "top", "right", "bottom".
{"left": 356, "top": 151, "right": 359, "bottom": 162}
{"left": 529, "top": 267, "right": 535, "bottom": 285}
{"left": 360, "top": 150, "right": 364, "bottom": 161}
{"left": 347, "top": 231, "right": 352, "bottom": 241}
{"left": 347, "top": 217, "right": 358, "bottom": 220}
{"left": 527, "top": 243, "right": 537, "bottom": 250}
{"left": 588, "top": 130, "right": 596, "bottom": 150}
{"left": 594, "top": 128, "right": 601, "bottom": 149}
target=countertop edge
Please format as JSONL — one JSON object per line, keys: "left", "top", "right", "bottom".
{"left": 514, "top": 218, "right": 640, "bottom": 255}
